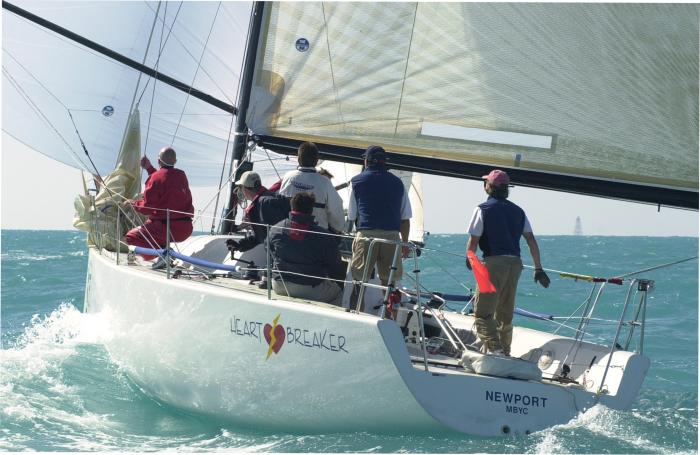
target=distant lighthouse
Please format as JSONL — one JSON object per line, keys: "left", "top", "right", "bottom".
{"left": 574, "top": 216, "right": 583, "bottom": 235}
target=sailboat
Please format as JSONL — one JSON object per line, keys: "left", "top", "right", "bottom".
{"left": 3, "top": 1, "right": 698, "bottom": 437}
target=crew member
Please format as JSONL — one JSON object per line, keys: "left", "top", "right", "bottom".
{"left": 269, "top": 192, "right": 345, "bottom": 306}
{"left": 347, "top": 145, "right": 411, "bottom": 312}
{"left": 278, "top": 142, "right": 345, "bottom": 233}
{"left": 226, "top": 171, "right": 290, "bottom": 253}
{"left": 124, "top": 147, "right": 194, "bottom": 261}
{"left": 466, "top": 169, "right": 550, "bottom": 356}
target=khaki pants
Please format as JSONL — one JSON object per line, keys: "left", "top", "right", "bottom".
{"left": 350, "top": 230, "right": 403, "bottom": 283}
{"left": 474, "top": 256, "right": 523, "bottom": 356}
{"left": 272, "top": 279, "right": 342, "bottom": 306}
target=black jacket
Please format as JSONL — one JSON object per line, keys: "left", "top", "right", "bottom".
{"left": 268, "top": 212, "right": 346, "bottom": 286}
{"left": 238, "top": 191, "right": 291, "bottom": 252}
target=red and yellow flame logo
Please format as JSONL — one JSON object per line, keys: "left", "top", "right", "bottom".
{"left": 263, "top": 314, "right": 285, "bottom": 360}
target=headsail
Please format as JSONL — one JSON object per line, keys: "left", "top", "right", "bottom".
{"left": 73, "top": 108, "right": 143, "bottom": 251}
{"left": 2, "top": 1, "right": 253, "bottom": 187}
{"left": 247, "top": 3, "right": 698, "bottom": 208}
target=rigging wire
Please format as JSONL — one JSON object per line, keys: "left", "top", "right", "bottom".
{"left": 320, "top": 3, "right": 346, "bottom": 133}
{"left": 120, "top": 0, "right": 162, "bottom": 132}
{"left": 1, "top": 59, "right": 163, "bottom": 251}
{"left": 210, "top": 113, "right": 237, "bottom": 234}
{"left": 142, "top": 1, "right": 235, "bottom": 105}
{"left": 143, "top": 1, "right": 170, "bottom": 158}
{"left": 614, "top": 255, "right": 698, "bottom": 279}
{"left": 171, "top": 1, "right": 222, "bottom": 144}
{"left": 136, "top": 1, "right": 184, "bottom": 107}
{"left": 1, "top": 66, "right": 89, "bottom": 172}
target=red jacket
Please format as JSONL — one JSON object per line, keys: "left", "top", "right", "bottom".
{"left": 134, "top": 164, "right": 194, "bottom": 220}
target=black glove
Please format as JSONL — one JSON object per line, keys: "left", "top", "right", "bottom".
{"left": 465, "top": 256, "right": 472, "bottom": 271}
{"left": 534, "top": 268, "right": 550, "bottom": 288}
{"left": 226, "top": 239, "right": 241, "bottom": 259}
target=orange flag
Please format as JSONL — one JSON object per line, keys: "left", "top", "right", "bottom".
{"left": 468, "top": 251, "right": 497, "bottom": 293}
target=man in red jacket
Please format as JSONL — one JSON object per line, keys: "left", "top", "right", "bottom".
{"left": 124, "top": 147, "right": 194, "bottom": 260}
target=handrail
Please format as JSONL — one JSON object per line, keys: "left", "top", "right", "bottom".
{"left": 353, "top": 238, "right": 429, "bottom": 371}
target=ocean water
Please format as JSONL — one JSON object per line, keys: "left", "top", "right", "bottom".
{"left": 1, "top": 230, "right": 697, "bottom": 453}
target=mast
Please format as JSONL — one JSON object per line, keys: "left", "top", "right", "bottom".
{"left": 220, "top": 1, "right": 266, "bottom": 234}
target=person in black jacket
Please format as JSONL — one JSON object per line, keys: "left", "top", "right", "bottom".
{"left": 226, "top": 171, "right": 290, "bottom": 253}
{"left": 268, "top": 192, "right": 345, "bottom": 306}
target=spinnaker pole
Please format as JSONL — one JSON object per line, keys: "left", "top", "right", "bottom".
{"left": 221, "top": 1, "right": 266, "bottom": 234}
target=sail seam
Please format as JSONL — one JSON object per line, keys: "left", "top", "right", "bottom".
{"left": 393, "top": 3, "right": 419, "bottom": 136}
{"left": 321, "top": 3, "right": 346, "bottom": 133}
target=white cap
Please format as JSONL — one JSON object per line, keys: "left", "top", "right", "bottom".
{"left": 234, "top": 171, "right": 261, "bottom": 188}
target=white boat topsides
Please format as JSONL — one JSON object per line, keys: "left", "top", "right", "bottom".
{"left": 84, "top": 234, "right": 651, "bottom": 437}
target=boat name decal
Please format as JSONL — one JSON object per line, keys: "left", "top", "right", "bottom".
{"left": 485, "top": 390, "right": 547, "bottom": 415}
{"left": 230, "top": 314, "right": 349, "bottom": 359}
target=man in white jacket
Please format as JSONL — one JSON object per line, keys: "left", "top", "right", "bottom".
{"left": 279, "top": 142, "right": 345, "bottom": 233}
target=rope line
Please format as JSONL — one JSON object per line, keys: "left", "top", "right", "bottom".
{"left": 171, "top": 2, "right": 222, "bottom": 144}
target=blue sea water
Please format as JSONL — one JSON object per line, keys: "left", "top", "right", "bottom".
{"left": 1, "top": 230, "right": 697, "bottom": 453}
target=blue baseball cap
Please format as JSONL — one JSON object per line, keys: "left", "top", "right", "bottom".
{"left": 362, "top": 145, "right": 387, "bottom": 162}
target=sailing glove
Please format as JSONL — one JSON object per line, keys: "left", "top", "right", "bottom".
{"left": 534, "top": 268, "right": 550, "bottom": 288}
{"left": 140, "top": 156, "right": 152, "bottom": 169}
{"left": 465, "top": 256, "right": 472, "bottom": 270}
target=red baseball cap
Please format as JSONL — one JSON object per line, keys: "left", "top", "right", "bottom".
{"left": 482, "top": 169, "right": 510, "bottom": 186}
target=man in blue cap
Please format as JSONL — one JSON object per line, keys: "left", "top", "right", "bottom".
{"left": 348, "top": 145, "right": 412, "bottom": 313}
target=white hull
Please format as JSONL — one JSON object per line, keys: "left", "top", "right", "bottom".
{"left": 84, "top": 236, "right": 649, "bottom": 436}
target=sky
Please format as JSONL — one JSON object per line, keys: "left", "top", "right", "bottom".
{"left": 2, "top": 133, "right": 698, "bottom": 236}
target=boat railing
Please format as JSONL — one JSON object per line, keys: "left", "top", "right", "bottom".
{"left": 101, "top": 201, "right": 654, "bottom": 383}
{"left": 101, "top": 205, "right": 436, "bottom": 370}
{"left": 550, "top": 275, "right": 652, "bottom": 392}
{"left": 355, "top": 238, "right": 429, "bottom": 370}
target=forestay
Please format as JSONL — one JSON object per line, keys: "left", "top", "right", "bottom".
{"left": 247, "top": 3, "right": 699, "bottom": 207}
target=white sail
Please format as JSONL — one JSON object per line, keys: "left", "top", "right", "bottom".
{"left": 2, "top": 1, "right": 253, "bottom": 186}
{"left": 73, "top": 108, "right": 143, "bottom": 251}
{"left": 249, "top": 3, "right": 698, "bottom": 198}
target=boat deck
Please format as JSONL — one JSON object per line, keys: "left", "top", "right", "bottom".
{"left": 107, "top": 250, "right": 361, "bottom": 314}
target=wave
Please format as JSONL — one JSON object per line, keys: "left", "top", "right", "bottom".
{"left": 529, "top": 401, "right": 698, "bottom": 454}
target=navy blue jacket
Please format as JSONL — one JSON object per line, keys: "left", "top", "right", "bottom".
{"left": 351, "top": 166, "right": 405, "bottom": 231}
{"left": 238, "top": 191, "right": 291, "bottom": 252}
{"left": 478, "top": 196, "right": 526, "bottom": 258}
{"left": 269, "top": 213, "right": 346, "bottom": 286}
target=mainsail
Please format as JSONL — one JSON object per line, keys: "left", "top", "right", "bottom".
{"left": 246, "top": 3, "right": 699, "bottom": 208}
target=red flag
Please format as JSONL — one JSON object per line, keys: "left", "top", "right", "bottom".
{"left": 468, "top": 251, "right": 497, "bottom": 293}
